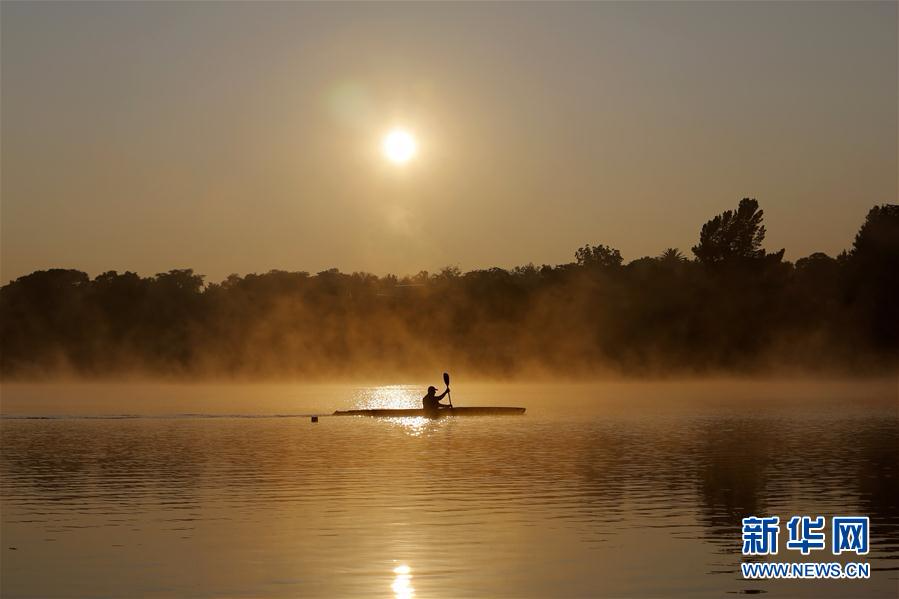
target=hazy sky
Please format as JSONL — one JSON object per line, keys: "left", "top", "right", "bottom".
{"left": 2, "top": 1, "right": 896, "bottom": 283}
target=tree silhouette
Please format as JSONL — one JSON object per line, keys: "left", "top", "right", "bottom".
{"left": 575, "top": 244, "right": 623, "bottom": 268}
{"left": 0, "top": 201, "right": 895, "bottom": 377}
{"left": 658, "top": 248, "right": 686, "bottom": 263}
{"left": 852, "top": 205, "right": 899, "bottom": 254}
{"left": 692, "top": 198, "right": 784, "bottom": 265}
{"left": 847, "top": 204, "right": 899, "bottom": 349}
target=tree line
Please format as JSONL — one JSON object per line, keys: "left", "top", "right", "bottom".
{"left": 1, "top": 200, "right": 896, "bottom": 379}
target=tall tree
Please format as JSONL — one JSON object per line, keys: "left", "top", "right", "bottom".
{"left": 847, "top": 204, "right": 899, "bottom": 349}
{"left": 692, "top": 198, "right": 784, "bottom": 265}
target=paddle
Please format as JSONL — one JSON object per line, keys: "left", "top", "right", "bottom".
{"left": 443, "top": 371, "right": 453, "bottom": 408}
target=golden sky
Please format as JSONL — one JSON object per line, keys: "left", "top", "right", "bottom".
{"left": 1, "top": 2, "right": 896, "bottom": 283}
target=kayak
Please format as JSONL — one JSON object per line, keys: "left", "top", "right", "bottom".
{"left": 332, "top": 407, "right": 526, "bottom": 417}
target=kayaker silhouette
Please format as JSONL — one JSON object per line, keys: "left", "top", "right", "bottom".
{"left": 422, "top": 384, "right": 451, "bottom": 411}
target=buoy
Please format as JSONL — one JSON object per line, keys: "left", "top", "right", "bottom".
{"left": 311, "top": 416, "right": 318, "bottom": 423}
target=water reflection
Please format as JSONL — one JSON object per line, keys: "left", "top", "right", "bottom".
{"left": 354, "top": 385, "right": 447, "bottom": 436}
{"left": 356, "top": 385, "right": 419, "bottom": 410}
{"left": 384, "top": 416, "right": 439, "bottom": 437}
{"left": 391, "top": 563, "right": 414, "bottom": 599}
{"left": 1, "top": 383, "right": 896, "bottom": 598}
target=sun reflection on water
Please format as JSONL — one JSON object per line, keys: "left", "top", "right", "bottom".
{"left": 356, "top": 386, "right": 442, "bottom": 436}
{"left": 391, "top": 563, "right": 414, "bottom": 598}
{"left": 386, "top": 415, "right": 438, "bottom": 436}
{"left": 358, "top": 386, "right": 420, "bottom": 410}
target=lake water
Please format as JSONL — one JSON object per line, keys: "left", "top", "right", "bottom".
{"left": 1, "top": 380, "right": 897, "bottom": 597}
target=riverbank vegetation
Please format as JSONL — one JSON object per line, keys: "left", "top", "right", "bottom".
{"left": 2, "top": 200, "right": 896, "bottom": 379}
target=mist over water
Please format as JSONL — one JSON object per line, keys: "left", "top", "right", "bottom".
{"left": 2, "top": 381, "right": 896, "bottom": 598}
{"left": 3, "top": 203, "right": 897, "bottom": 380}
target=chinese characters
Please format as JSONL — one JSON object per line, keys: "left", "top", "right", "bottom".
{"left": 742, "top": 515, "right": 869, "bottom": 556}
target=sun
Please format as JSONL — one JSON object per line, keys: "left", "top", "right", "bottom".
{"left": 382, "top": 129, "right": 417, "bottom": 164}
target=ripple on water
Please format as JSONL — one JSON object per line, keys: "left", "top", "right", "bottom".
{"left": 1, "top": 383, "right": 897, "bottom": 598}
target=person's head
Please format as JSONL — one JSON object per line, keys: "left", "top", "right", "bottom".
{"left": 427, "top": 385, "right": 437, "bottom": 396}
